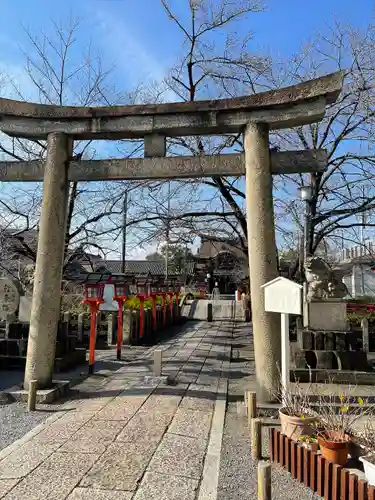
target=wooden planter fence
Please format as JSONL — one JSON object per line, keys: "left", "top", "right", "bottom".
{"left": 269, "top": 428, "right": 375, "bottom": 500}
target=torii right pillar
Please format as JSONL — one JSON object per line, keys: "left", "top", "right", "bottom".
{"left": 245, "top": 122, "right": 280, "bottom": 402}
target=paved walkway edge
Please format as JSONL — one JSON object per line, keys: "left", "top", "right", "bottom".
{"left": 197, "top": 377, "right": 228, "bottom": 500}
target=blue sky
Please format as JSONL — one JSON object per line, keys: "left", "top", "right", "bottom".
{"left": 0, "top": 0, "right": 373, "bottom": 93}
{"left": 0, "top": 0, "right": 373, "bottom": 259}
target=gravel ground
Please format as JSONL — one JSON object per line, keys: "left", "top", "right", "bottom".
{"left": 217, "top": 323, "right": 322, "bottom": 500}
{"left": 217, "top": 402, "right": 321, "bottom": 500}
{"left": 0, "top": 402, "right": 58, "bottom": 451}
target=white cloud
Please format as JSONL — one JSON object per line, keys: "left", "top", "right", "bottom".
{"left": 94, "top": 7, "right": 176, "bottom": 101}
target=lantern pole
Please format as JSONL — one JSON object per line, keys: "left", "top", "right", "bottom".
{"left": 136, "top": 280, "right": 146, "bottom": 341}
{"left": 150, "top": 278, "right": 158, "bottom": 333}
{"left": 114, "top": 281, "right": 127, "bottom": 361}
{"left": 88, "top": 306, "right": 97, "bottom": 373}
{"left": 82, "top": 282, "right": 104, "bottom": 375}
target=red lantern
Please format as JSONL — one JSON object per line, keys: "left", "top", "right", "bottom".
{"left": 84, "top": 283, "right": 105, "bottom": 302}
{"left": 137, "top": 281, "right": 146, "bottom": 296}
{"left": 114, "top": 282, "right": 128, "bottom": 299}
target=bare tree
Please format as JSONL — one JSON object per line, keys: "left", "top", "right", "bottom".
{"left": 0, "top": 16, "right": 148, "bottom": 272}
{"left": 133, "top": 3, "right": 375, "bottom": 273}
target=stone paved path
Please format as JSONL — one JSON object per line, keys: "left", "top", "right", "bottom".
{"left": 0, "top": 321, "right": 231, "bottom": 500}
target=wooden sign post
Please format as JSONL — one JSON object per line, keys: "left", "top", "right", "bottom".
{"left": 261, "top": 277, "right": 303, "bottom": 403}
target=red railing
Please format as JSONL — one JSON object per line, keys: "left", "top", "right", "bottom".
{"left": 269, "top": 428, "right": 374, "bottom": 500}
{"left": 347, "top": 302, "right": 375, "bottom": 314}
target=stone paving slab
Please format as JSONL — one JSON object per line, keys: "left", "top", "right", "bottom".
{"left": 93, "top": 393, "right": 150, "bottom": 421}
{"left": 80, "top": 441, "right": 156, "bottom": 491}
{"left": 31, "top": 417, "right": 92, "bottom": 445}
{"left": 133, "top": 472, "right": 199, "bottom": 500}
{"left": 148, "top": 433, "right": 207, "bottom": 479}
{"left": 0, "top": 480, "right": 19, "bottom": 499}
{"left": 168, "top": 408, "right": 213, "bottom": 441}
{"left": 66, "top": 488, "right": 133, "bottom": 500}
{"left": 59, "top": 420, "right": 126, "bottom": 454}
{"left": 3, "top": 452, "right": 100, "bottom": 500}
{"left": 0, "top": 440, "right": 60, "bottom": 479}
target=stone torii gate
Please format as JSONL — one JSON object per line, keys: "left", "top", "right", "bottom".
{"left": 0, "top": 71, "right": 343, "bottom": 401}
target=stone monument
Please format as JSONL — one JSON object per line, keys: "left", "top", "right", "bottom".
{"left": 0, "top": 278, "right": 21, "bottom": 321}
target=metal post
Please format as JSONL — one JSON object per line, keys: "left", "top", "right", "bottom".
{"left": 165, "top": 181, "right": 171, "bottom": 280}
{"left": 303, "top": 199, "right": 310, "bottom": 271}
{"left": 121, "top": 190, "right": 128, "bottom": 275}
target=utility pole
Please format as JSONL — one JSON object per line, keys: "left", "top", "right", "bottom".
{"left": 165, "top": 181, "right": 171, "bottom": 280}
{"left": 121, "top": 190, "right": 128, "bottom": 275}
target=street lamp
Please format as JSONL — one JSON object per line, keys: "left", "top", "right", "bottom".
{"left": 300, "top": 185, "right": 312, "bottom": 202}
{"left": 299, "top": 185, "right": 313, "bottom": 272}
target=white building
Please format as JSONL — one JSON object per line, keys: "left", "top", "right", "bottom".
{"left": 337, "top": 241, "right": 375, "bottom": 298}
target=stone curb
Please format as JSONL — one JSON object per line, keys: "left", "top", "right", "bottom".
{"left": 197, "top": 377, "right": 228, "bottom": 500}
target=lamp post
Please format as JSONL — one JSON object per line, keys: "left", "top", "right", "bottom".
{"left": 82, "top": 283, "right": 105, "bottom": 374}
{"left": 299, "top": 185, "right": 313, "bottom": 328}
{"left": 113, "top": 282, "right": 128, "bottom": 361}
{"left": 299, "top": 185, "right": 313, "bottom": 275}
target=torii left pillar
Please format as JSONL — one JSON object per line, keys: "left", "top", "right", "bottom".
{"left": 24, "top": 133, "right": 72, "bottom": 390}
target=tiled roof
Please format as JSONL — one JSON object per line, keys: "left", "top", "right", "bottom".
{"left": 89, "top": 260, "right": 197, "bottom": 278}
{"left": 102, "top": 260, "right": 165, "bottom": 276}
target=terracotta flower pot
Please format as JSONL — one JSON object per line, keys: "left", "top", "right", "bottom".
{"left": 317, "top": 431, "right": 350, "bottom": 466}
{"left": 279, "top": 408, "right": 315, "bottom": 441}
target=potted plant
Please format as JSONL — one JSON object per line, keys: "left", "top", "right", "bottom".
{"left": 278, "top": 381, "right": 316, "bottom": 441}
{"left": 312, "top": 391, "right": 371, "bottom": 466}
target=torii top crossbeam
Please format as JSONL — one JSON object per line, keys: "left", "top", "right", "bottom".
{"left": 0, "top": 72, "right": 343, "bottom": 140}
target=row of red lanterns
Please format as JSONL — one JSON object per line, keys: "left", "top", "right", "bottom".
{"left": 82, "top": 279, "right": 182, "bottom": 374}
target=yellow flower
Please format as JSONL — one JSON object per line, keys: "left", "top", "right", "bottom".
{"left": 339, "top": 393, "right": 345, "bottom": 402}
{"left": 340, "top": 405, "right": 349, "bottom": 414}
{"left": 357, "top": 397, "right": 364, "bottom": 406}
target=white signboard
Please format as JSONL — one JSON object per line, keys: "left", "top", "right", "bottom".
{"left": 261, "top": 277, "right": 303, "bottom": 405}
{"left": 262, "top": 276, "right": 302, "bottom": 315}
{"left": 0, "top": 278, "right": 21, "bottom": 320}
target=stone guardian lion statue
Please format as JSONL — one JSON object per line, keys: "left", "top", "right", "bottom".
{"left": 304, "top": 256, "right": 348, "bottom": 300}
